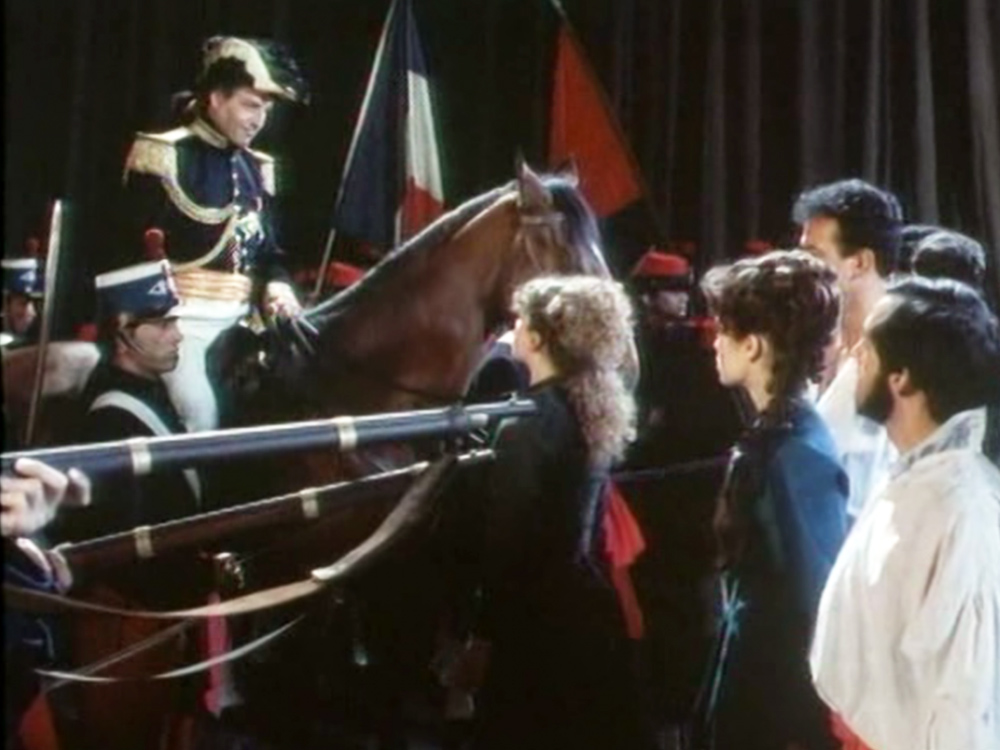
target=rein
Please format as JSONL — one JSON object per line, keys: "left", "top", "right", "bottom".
{"left": 7, "top": 454, "right": 461, "bottom": 686}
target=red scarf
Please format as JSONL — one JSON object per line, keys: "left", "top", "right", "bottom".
{"left": 602, "top": 482, "right": 646, "bottom": 639}
{"left": 831, "top": 713, "right": 876, "bottom": 750}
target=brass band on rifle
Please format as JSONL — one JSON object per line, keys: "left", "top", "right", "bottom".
{"left": 126, "top": 436, "right": 153, "bottom": 475}
{"left": 300, "top": 487, "right": 320, "bottom": 520}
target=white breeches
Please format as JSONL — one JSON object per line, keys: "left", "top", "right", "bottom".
{"left": 162, "top": 299, "right": 250, "bottom": 433}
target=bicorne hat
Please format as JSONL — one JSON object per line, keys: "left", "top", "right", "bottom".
{"left": 200, "top": 36, "right": 309, "bottom": 104}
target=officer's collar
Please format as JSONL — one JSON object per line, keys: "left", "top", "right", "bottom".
{"left": 189, "top": 117, "right": 234, "bottom": 150}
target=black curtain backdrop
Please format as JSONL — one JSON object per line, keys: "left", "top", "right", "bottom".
{"left": 5, "top": 0, "right": 1000, "bottom": 335}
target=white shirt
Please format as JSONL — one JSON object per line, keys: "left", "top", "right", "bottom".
{"left": 817, "top": 358, "right": 896, "bottom": 519}
{"left": 810, "top": 409, "right": 1000, "bottom": 750}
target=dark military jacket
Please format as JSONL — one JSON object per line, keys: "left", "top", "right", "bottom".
{"left": 53, "top": 361, "right": 201, "bottom": 542}
{"left": 122, "top": 117, "right": 289, "bottom": 284}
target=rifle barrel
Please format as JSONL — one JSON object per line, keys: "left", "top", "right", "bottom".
{"left": 1, "top": 399, "right": 532, "bottom": 478}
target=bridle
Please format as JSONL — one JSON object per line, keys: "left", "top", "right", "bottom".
{"left": 515, "top": 205, "right": 570, "bottom": 274}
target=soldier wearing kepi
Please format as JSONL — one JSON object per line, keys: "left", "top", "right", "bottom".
{"left": 1, "top": 255, "right": 43, "bottom": 349}
{"left": 45, "top": 261, "right": 214, "bottom": 750}
{"left": 54, "top": 260, "right": 201, "bottom": 543}
{"left": 122, "top": 36, "right": 309, "bottom": 431}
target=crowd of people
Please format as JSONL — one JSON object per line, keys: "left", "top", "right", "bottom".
{"left": 3, "top": 31, "right": 1000, "bottom": 750}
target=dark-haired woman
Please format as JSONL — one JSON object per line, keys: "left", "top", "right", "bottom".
{"left": 697, "top": 250, "right": 849, "bottom": 749}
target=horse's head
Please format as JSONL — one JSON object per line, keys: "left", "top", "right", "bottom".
{"left": 296, "top": 161, "right": 616, "bottom": 410}
{"left": 456, "top": 160, "right": 611, "bottom": 327}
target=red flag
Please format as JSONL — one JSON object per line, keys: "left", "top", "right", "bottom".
{"left": 549, "top": 24, "right": 643, "bottom": 217}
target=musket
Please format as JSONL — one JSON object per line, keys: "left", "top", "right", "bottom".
{"left": 25, "top": 199, "right": 64, "bottom": 446}
{"left": 54, "top": 450, "right": 493, "bottom": 572}
{"left": 1, "top": 398, "right": 532, "bottom": 479}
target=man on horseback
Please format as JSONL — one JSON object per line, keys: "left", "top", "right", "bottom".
{"left": 122, "top": 36, "right": 309, "bottom": 432}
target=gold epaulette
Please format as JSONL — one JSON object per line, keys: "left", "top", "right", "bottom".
{"left": 247, "top": 148, "right": 276, "bottom": 195}
{"left": 123, "top": 127, "right": 236, "bottom": 226}
{"left": 124, "top": 128, "right": 190, "bottom": 183}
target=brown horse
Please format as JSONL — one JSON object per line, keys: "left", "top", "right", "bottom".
{"left": 203, "top": 161, "right": 618, "bottom": 747}
{"left": 211, "top": 159, "right": 615, "bottom": 547}
{"left": 308, "top": 161, "right": 609, "bottom": 409}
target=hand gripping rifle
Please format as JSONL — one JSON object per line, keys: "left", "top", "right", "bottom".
{"left": 1, "top": 398, "right": 534, "bottom": 480}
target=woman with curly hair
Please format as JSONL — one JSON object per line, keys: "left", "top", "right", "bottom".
{"left": 462, "top": 274, "right": 653, "bottom": 750}
{"left": 696, "top": 250, "right": 848, "bottom": 750}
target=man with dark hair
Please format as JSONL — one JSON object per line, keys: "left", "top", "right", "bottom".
{"left": 792, "top": 178, "right": 903, "bottom": 356}
{"left": 911, "top": 228, "right": 988, "bottom": 291}
{"left": 896, "top": 223, "right": 941, "bottom": 275}
{"left": 47, "top": 261, "right": 217, "bottom": 749}
{"left": 55, "top": 261, "right": 200, "bottom": 541}
{"left": 123, "top": 36, "right": 309, "bottom": 432}
{"left": 811, "top": 277, "right": 1000, "bottom": 750}
{"left": 908, "top": 227, "right": 998, "bottom": 464}
{"left": 793, "top": 178, "right": 904, "bottom": 520}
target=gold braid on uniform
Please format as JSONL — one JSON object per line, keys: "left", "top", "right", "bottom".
{"left": 124, "top": 129, "right": 237, "bottom": 225}
{"left": 171, "top": 213, "right": 242, "bottom": 272}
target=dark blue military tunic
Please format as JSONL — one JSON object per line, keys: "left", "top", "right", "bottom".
{"left": 122, "top": 117, "right": 289, "bottom": 284}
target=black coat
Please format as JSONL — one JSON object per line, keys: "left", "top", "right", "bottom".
{"left": 472, "top": 381, "right": 652, "bottom": 750}
{"left": 699, "top": 401, "right": 847, "bottom": 750}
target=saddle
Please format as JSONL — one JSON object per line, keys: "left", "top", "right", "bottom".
{"left": 207, "top": 315, "right": 321, "bottom": 427}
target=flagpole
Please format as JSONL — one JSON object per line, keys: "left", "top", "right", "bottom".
{"left": 547, "top": 0, "right": 667, "bottom": 244}
{"left": 25, "top": 199, "right": 64, "bottom": 447}
{"left": 313, "top": 227, "right": 338, "bottom": 300}
{"left": 315, "top": 0, "right": 402, "bottom": 300}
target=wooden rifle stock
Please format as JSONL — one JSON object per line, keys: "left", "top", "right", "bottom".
{"left": 55, "top": 450, "right": 493, "bottom": 573}
{"left": 1, "top": 398, "right": 533, "bottom": 479}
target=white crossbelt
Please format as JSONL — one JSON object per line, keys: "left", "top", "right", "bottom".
{"left": 89, "top": 390, "right": 203, "bottom": 502}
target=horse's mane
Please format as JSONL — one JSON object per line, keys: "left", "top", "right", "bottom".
{"left": 306, "top": 172, "right": 609, "bottom": 323}
{"left": 543, "top": 176, "right": 610, "bottom": 275}
{"left": 307, "top": 184, "right": 512, "bottom": 321}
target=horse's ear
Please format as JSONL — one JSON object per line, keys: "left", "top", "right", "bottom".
{"left": 553, "top": 156, "right": 580, "bottom": 188}
{"left": 516, "top": 157, "right": 551, "bottom": 210}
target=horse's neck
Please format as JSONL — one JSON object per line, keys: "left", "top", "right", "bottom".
{"left": 321, "top": 227, "right": 511, "bottom": 397}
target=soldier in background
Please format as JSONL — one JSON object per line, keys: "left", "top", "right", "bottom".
{"left": 1, "top": 248, "right": 43, "bottom": 349}
{"left": 621, "top": 248, "right": 743, "bottom": 746}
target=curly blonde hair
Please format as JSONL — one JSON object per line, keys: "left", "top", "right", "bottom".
{"left": 512, "top": 275, "right": 637, "bottom": 466}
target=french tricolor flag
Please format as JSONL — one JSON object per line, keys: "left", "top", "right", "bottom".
{"left": 332, "top": 0, "right": 444, "bottom": 250}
